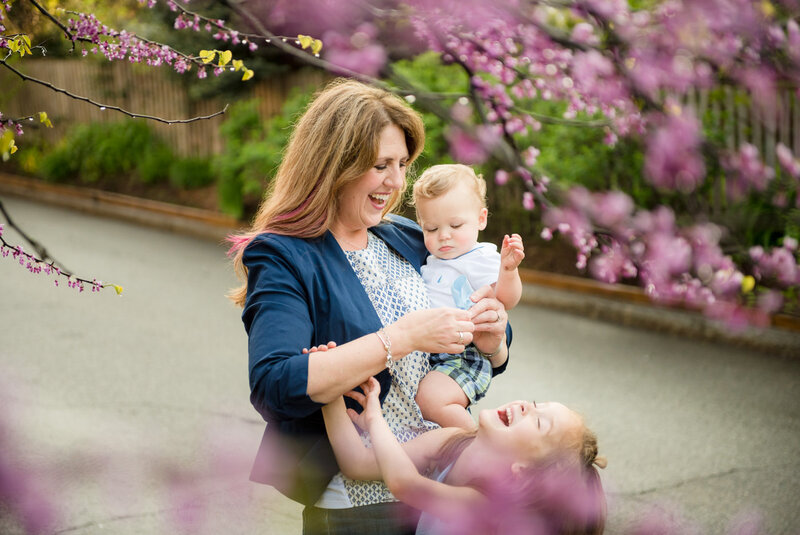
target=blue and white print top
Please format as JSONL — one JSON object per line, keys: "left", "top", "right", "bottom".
{"left": 316, "top": 231, "right": 439, "bottom": 508}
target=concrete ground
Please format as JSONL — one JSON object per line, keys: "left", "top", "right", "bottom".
{"left": 1, "top": 196, "right": 799, "bottom": 534}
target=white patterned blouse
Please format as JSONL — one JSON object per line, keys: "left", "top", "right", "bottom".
{"left": 315, "top": 231, "right": 439, "bottom": 508}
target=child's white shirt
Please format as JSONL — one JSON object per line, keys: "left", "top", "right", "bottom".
{"left": 421, "top": 242, "right": 501, "bottom": 308}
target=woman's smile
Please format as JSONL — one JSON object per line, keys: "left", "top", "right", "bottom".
{"left": 332, "top": 124, "right": 409, "bottom": 238}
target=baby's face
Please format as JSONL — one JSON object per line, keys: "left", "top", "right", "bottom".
{"left": 416, "top": 181, "right": 487, "bottom": 260}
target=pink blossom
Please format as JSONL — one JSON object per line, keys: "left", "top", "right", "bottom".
{"left": 571, "top": 22, "right": 599, "bottom": 45}
{"left": 494, "top": 169, "right": 509, "bottom": 185}
{"left": 446, "top": 126, "right": 499, "bottom": 165}
{"left": 757, "top": 290, "right": 784, "bottom": 315}
{"left": 723, "top": 144, "right": 775, "bottom": 199}
{"left": 522, "top": 146, "right": 540, "bottom": 166}
{"left": 590, "top": 241, "right": 635, "bottom": 283}
{"left": 644, "top": 114, "right": 706, "bottom": 192}
{"left": 522, "top": 192, "right": 535, "bottom": 211}
{"left": 645, "top": 232, "right": 692, "bottom": 277}
{"left": 776, "top": 143, "right": 800, "bottom": 178}
{"left": 589, "top": 191, "right": 634, "bottom": 229}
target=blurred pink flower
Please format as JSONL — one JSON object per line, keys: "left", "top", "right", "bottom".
{"left": 589, "top": 191, "right": 634, "bottom": 229}
{"left": 776, "top": 143, "right": 800, "bottom": 178}
{"left": 522, "top": 192, "right": 535, "bottom": 211}
{"left": 644, "top": 114, "right": 706, "bottom": 192}
{"left": 571, "top": 22, "right": 599, "bottom": 45}
{"left": 446, "top": 126, "right": 499, "bottom": 165}
{"left": 590, "top": 241, "right": 636, "bottom": 283}
{"left": 722, "top": 144, "right": 775, "bottom": 200}
{"left": 644, "top": 232, "right": 692, "bottom": 277}
{"left": 323, "top": 23, "right": 387, "bottom": 77}
{"left": 494, "top": 169, "right": 509, "bottom": 185}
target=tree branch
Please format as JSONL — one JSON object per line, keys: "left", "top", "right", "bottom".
{"left": 0, "top": 59, "right": 228, "bottom": 124}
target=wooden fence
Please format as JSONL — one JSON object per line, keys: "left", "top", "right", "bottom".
{"left": 1, "top": 58, "right": 798, "bottom": 162}
{"left": 0, "top": 58, "right": 329, "bottom": 157}
{"left": 684, "top": 86, "right": 800, "bottom": 167}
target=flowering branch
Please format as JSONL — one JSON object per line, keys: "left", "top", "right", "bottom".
{"left": 0, "top": 223, "right": 122, "bottom": 295}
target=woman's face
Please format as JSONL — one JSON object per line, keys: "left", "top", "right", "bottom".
{"left": 333, "top": 124, "right": 409, "bottom": 236}
{"left": 478, "top": 400, "right": 583, "bottom": 464}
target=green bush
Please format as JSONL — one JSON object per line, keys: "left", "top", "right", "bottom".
{"left": 38, "top": 120, "right": 173, "bottom": 185}
{"left": 214, "top": 90, "right": 314, "bottom": 219}
{"left": 138, "top": 143, "right": 173, "bottom": 184}
{"left": 169, "top": 156, "right": 214, "bottom": 189}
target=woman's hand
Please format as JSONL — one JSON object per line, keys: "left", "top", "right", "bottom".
{"left": 468, "top": 285, "right": 508, "bottom": 359}
{"left": 344, "top": 377, "right": 383, "bottom": 431}
{"left": 387, "top": 308, "right": 475, "bottom": 358}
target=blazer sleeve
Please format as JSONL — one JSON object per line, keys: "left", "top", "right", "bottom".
{"left": 242, "top": 235, "right": 321, "bottom": 421}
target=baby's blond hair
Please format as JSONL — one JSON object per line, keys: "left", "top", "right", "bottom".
{"left": 412, "top": 164, "right": 487, "bottom": 209}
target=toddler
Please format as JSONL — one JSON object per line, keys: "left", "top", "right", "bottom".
{"left": 413, "top": 164, "right": 525, "bottom": 429}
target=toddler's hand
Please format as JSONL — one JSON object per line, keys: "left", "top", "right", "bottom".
{"left": 302, "top": 341, "right": 337, "bottom": 354}
{"left": 501, "top": 234, "right": 525, "bottom": 271}
{"left": 344, "top": 377, "right": 383, "bottom": 430}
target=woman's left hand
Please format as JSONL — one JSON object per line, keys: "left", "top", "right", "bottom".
{"left": 468, "top": 285, "right": 508, "bottom": 359}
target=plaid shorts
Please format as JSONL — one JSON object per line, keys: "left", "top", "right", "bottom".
{"left": 429, "top": 345, "right": 492, "bottom": 405}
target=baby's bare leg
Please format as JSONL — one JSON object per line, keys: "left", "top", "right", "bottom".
{"left": 416, "top": 371, "right": 476, "bottom": 429}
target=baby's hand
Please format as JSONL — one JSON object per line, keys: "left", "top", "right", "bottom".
{"left": 501, "top": 234, "right": 525, "bottom": 271}
{"left": 302, "top": 341, "right": 337, "bottom": 354}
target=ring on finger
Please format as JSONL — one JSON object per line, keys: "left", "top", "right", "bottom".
{"left": 457, "top": 331, "right": 464, "bottom": 345}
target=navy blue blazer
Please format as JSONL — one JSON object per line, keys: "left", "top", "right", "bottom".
{"left": 242, "top": 215, "right": 511, "bottom": 505}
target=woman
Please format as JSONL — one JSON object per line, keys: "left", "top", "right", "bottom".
{"left": 228, "top": 78, "right": 511, "bottom": 534}
{"left": 323, "top": 377, "right": 607, "bottom": 535}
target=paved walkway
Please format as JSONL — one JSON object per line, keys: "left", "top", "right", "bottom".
{"left": 1, "top": 196, "right": 799, "bottom": 534}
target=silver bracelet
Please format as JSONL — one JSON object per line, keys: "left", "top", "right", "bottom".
{"left": 476, "top": 342, "right": 503, "bottom": 359}
{"left": 375, "top": 328, "right": 392, "bottom": 369}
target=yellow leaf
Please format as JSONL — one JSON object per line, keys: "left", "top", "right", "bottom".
{"left": 113, "top": 285, "right": 124, "bottom": 295}
{"left": 741, "top": 275, "right": 756, "bottom": 294}
{"left": 199, "top": 49, "right": 216, "bottom": 64}
{"left": 232, "top": 59, "right": 244, "bottom": 71}
{"left": 22, "top": 35, "right": 31, "bottom": 48}
{"left": 38, "top": 112, "right": 53, "bottom": 128}
{"left": 760, "top": 0, "right": 775, "bottom": 17}
{"left": 219, "top": 50, "right": 233, "bottom": 66}
{"left": 242, "top": 69, "right": 254, "bottom": 81}
{"left": 8, "top": 40, "right": 19, "bottom": 53}
{"left": 312, "top": 39, "right": 323, "bottom": 55}
{"left": 1, "top": 130, "right": 17, "bottom": 161}
{"left": 298, "top": 34, "right": 313, "bottom": 50}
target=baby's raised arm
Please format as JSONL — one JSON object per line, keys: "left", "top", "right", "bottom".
{"left": 495, "top": 233, "right": 524, "bottom": 309}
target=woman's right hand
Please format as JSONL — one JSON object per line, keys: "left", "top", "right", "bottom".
{"left": 386, "top": 307, "right": 474, "bottom": 358}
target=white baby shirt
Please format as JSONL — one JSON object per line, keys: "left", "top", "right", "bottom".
{"left": 421, "top": 242, "right": 501, "bottom": 308}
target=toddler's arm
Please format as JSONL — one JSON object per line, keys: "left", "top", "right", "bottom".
{"left": 312, "top": 340, "right": 457, "bottom": 480}
{"left": 495, "top": 234, "right": 524, "bottom": 309}
{"left": 358, "top": 378, "right": 484, "bottom": 516}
